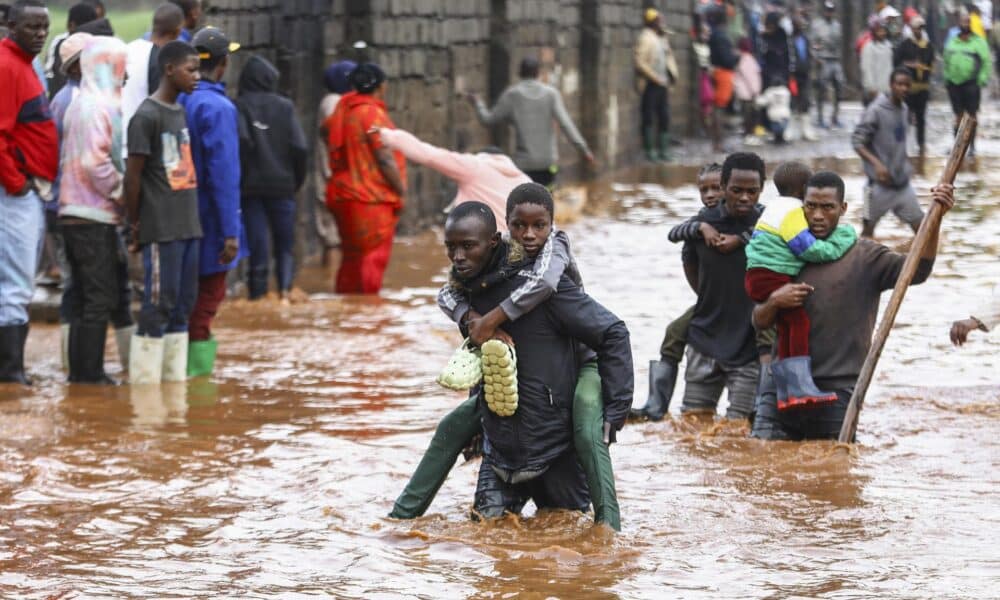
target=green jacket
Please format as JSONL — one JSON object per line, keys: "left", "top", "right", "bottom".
{"left": 943, "top": 34, "right": 992, "bottom": 87}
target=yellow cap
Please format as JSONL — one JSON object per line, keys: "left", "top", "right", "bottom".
{"left": 645, "top": 8, "right": 660, "bottom": 24}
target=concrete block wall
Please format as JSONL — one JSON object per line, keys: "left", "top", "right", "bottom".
{"left": 205, "top": 0, "right": 695, "bottom": 236}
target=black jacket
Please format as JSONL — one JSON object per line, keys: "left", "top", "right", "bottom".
{"left": 760, "top": 29, "right": 790, "bottom": 86}
{"left": 236, "top": 55, "right": 308, "bottom": 199}
{"left": 709, "top": 27, "right": 739, "bottom": 70}
{"left": 461, "top": 243, "right": 634, "bottom": 477}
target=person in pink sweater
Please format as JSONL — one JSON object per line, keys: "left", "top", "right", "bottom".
{"left": 371, "top": 127, "right": 530, "bottom": 230}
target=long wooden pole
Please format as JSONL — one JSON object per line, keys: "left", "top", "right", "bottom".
{"left": 838, "top": 113, "right": 976, "bottom": 443}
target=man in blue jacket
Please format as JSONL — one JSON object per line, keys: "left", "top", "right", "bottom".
{"left": 179, "top": 27, "right": 245, "bottom": 377}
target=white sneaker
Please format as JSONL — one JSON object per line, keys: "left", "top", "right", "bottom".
{"left": 162, "top": 332, "right": 189, "bottom": 382}
{"left": 129, "top": 334, "right": 164, "bottom": 384}
{"left": 802, "top": 116, "right": 819, "bottom": 141}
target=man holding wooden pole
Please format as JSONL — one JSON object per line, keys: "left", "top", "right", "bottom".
{"left": 749, "top": 172, "right": 955, "bottom": 441}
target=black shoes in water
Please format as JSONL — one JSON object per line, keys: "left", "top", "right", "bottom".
{"left": 0, "top": 324, "right": 30, "bottom": 385}
{"left": 629, "top": 359, "right": 678, "bottom": 422}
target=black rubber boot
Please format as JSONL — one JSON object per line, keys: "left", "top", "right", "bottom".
{"left": 0, "top": 324, "right": 31, "bottom": 385}
{"left": 629, "top": 359, "right": 677, "bottom": 421}
{"left": 642, "top": 127, "right": 657, "bottom": 161}
{"left": 69, "top": 322, "right": 117, "bottom": 385}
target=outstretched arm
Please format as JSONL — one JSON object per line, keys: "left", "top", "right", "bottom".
{"left": 377, "top": 127, "right": 479, "bottom": 182}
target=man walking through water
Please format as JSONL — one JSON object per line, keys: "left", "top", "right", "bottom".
{"left": 853, "top": 68, "right": 923, "bottom": 239}
{"left": 442, "top": 199, "right": 633, "bottom": 523}
{"left": 469, "top": 57, "right": 595, "bottom": 187}
{"left": 810, "top": 1, "right": 843, "bottom": 129}
{"left": 0, "top": 0, "right": 57, "bottom": 384}
{"left": 751, "top": 172, "right": 955, "bottom": 441}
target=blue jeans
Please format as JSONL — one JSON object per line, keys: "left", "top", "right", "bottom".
{"left": 139, "top": 239, "right": 199, "bottom": 337}
{"left": 242, "top": 196, "right": 296, "bottom": 299}
{"left": 0, "top": 188, "right": 44, "bottom": 326}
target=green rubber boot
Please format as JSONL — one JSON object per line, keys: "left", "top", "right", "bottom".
{"left": 642, "top": 127, "right": 657, "bottom": 161}
{"left": 573, "top": 360, "right": 621, "bottom": 531}
{"left": 187, "top": 337, "right": 217, "bottom": 378}
{"left": 658, "top": 131, "right": 673, "bottom": 162}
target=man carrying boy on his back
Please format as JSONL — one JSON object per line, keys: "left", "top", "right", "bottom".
{"left": 179, "top": 27, "right": 245, "bottom": 377}
{"left": 124, "top": 40, "right": 202, "bottom": 384}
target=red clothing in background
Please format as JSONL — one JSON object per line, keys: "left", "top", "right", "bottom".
{"left": 0, "top": 38, "right": 58, "bottom": 194}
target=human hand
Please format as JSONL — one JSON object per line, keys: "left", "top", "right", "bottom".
{"left": 490, "top": 328, "right": 515, "bottom": 348}
{"left": 699, "top": 222, "right": 722, "bottom": 245}
{"left": 874, "top": 162, "right": 892, "bottom": 185}
{"left": 769, "top": 282, "right": 815, "bottom": 309}
{"left": 219, "top": 237, "right": 239, "bottom": 264}
{"left": 950, "top": 317, "right": 982, "bottom": 346}
{"left": 931, "top": 183, "right": 955, "bottom": 213}
{"left": 712, "top": 233, "right": 743, "bottom": 254}
{"left": 467, "top": 316, "right": 497, "bottom": 346}
{"left": 128, "top": 224, "right": 141, "bottom": 253}
{"left": 584, "top": 151, "right": 597, "bottom": 168}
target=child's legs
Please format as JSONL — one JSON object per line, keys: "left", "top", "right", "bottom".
{"left": 267, "top": 197, "right": 297, "bottom": 293}
{"left": 391, "top": 394, "right": 482, "bottom": 519}
{"left": 776, "top": 305, "right": 810, "bottom": 358}
{"left": 745, "top": 268, "right": 792, "bottom": 303}
{"left": 659, "top": 305, "right": 695, "bottom": 364}
{"left": 572, "top": 360, "right": 620, "bottom": 531}
{"left": 139, "top": 241, "right": 184, "bottom": 338}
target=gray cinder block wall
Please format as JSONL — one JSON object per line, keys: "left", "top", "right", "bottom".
{"left": 204, "top": 0, "right": 699, "bottom": 239}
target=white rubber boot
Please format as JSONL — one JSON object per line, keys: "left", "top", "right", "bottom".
{"left": 785, "top": 114, "right": 802, "bottom": 142}
{"left": 115, "top": 325, "right": 136, "bottom": 372}
{"left": 129, "top": 334, "right": 164, "bottom": 384}
{"left": 162, "top": 332, "right": 188, "bottom": 382}
{"left": 802, "top": 114, "right": 819, "bottom": 141}
{"left": 60, "top": 323, "right": 70, "bottom": 372}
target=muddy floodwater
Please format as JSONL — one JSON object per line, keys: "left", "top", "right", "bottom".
{"left": 2, "top": 158, "right": 999, "bottom": 598}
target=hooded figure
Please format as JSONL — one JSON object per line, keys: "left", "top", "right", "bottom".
{"left": 236, "top": 55, "right": 308, "bottom": 301}
{"left": 58, "top": 36, "right": 130, "bottom": 385}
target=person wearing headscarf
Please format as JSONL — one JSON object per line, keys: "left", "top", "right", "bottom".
{"left": 323, "top": 62, "right": 406, "bottom": 294}
{"left": 314, "top": 59, "right": 356, "bottom": 265}
{"left": 57, "top": 36, "right": 129, "bottom": 384}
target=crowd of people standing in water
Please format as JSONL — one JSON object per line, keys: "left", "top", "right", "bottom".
{"left": 0, "top": 0, "right": 998, "bottom": 531}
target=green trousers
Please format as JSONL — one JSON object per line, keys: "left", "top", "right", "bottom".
{"left": 390, "top": 361, "right": 621, "bottom": 530}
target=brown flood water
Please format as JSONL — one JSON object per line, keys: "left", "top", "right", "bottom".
{"left": 2, "top": 159, "right": 999, "bottom": 598}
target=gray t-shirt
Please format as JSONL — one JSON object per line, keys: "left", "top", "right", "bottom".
{"left": 127, "top": 97, "right": 202, "bottom": 244}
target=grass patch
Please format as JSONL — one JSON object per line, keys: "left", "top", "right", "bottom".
{"left": 45, "top": 8, "right": 153, "bottom": 56}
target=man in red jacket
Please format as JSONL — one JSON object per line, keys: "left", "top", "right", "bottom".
{"left": 0, "top": 0, "right": 58, "bottom": 384}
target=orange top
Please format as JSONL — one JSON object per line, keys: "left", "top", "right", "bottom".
{"left": 325, "top": 91, "right": 406, "bottom": 207}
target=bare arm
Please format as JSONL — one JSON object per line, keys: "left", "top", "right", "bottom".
{"left": 374, "top": 145, "right": 406, "bottom": 196}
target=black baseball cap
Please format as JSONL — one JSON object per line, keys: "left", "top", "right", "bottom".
{"left": 192, "top": 26, "right": 240, "bottom": 60}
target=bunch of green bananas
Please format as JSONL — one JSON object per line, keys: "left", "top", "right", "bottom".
{"left": 481, "top": 339, "right": 518, "bottom": 417}
{"left": 436, "top": 339, "right": 483, "bottom": 390}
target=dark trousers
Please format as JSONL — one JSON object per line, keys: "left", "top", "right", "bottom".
{"left": 640, "top": 81, "right": 670, "bottom": 135}
{"left": 751, "top": 387, "right": 852, "bottom": 441}
{"left": 745, "top": 268, "right": 809, "bottom": 359}
{"left": 473, "top": 449, "right": 590, "bottom": 519}
{"left": 242, "top": 195, "right": 296, "bottom": 299}
{"left": 61, "top": 226, "right": 134, "bottom": 328}
{"left": 139, "top": 238, "right": 199, "bottom": 337}
{"left": 524, "top": 168, "right": 556, "bottom": 188}
{"left": 906, "top": 90, "right": 929, "bottom": 148}
{"left": 189, "top": 271, "right": 227, "bottom": 341}
{"left": 60, "top": 222, "right": 120, "bottom": 325}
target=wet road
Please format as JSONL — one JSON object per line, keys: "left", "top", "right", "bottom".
{"left": 2, "top": 156, "right": 999, "bottom": 598}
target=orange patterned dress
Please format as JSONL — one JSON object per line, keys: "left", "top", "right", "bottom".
{"left": 324, "top": 91, "right": 406, "bottom": 293}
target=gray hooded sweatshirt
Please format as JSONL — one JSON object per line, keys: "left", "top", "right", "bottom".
{"left": 852, "top": 92, "right": 913, "bottom": 188}
{"left": 474, "top": 79, "right": 591, "bottom": 171}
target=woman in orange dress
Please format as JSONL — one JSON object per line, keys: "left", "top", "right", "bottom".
{"left": 324, "top": 63, "right": 407, "bottom": 294}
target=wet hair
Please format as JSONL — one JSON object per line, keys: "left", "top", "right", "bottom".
{"left": 157, "top": 40, "right": 198, "bottom": 72}
{"left": 9, "top": 0, "right": 46, "bottom": 22}
{"left": 698, "top": 162, "right": 722, "bottom": 179}
{"left": 349, "top": 62, "right": 386, "bottom": 94}
{"left": 506, "top": 182, "right": 554, "bottom": 220}
{"left": 889, "top": 66, "right": 912, "bottom": 84}
{"left": 447, "top": 200, "right": 497, "bottom": 234}
{"left": 773, "top": 161, "right": 812, "bottom": 198}
{"left": 721, "top": 152, "right": 766, "bottom": 186}
{"left": 152, "top": 3, "right": 184, "bottom": 36}
{"left": 68, "top": 3, "right": 97, "bottom": 27}
{"left": 519, "top": 57, "right": 540, "bottom": 79}
{"left": 806, "top": 171, "right": 846, "bottom": 202}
